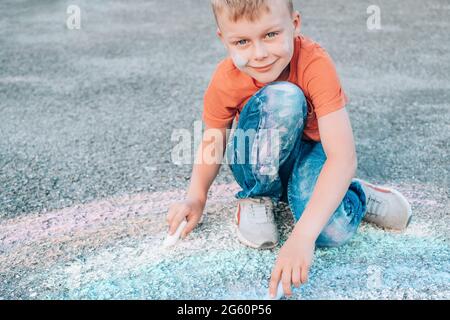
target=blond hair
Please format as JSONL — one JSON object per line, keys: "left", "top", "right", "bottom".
{"left": 211, "top": 0, "right": 294, "bottom": 24}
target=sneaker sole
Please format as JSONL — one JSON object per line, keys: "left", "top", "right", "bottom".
{"left": 353, "top": 178, "right": 413, "bottom": 229}
{"left": 234, "top": 205, "right": 278, "bottom": 250}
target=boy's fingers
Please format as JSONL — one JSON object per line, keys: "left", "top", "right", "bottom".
{"left": 166, "top": 208, "right": 177, "bottom": 225}
{"left": 166, "top": 204, "right": 180, "bottom": 224}
{"left": 181, "top": 215, "right": 200, "bottom": 239}
{"left": 169, "top": 209, "right": 189, "bottom": 235}
{"left": 281, "top": 267, "right": 292, "bottom": 296}
{"left": 301, "top": 265, "right": 309, "bottom": 284}
{"left": 291, "top": 266, "right": 301, "bottom": 288}
{"left": 269, "top": 265, "right": 282, "bottom": 297}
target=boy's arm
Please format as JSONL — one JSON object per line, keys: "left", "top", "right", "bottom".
{"left": 186, "top": 124, "right": 231, "bottom": 204}
{"left": 270, "top": 107, "right": 357, "bottom": 297}
{"left": 291, "top": 107, "right": 357, "bottom": 240}
{"left": 168, "top": 124, "right": 231, "bottom": 239}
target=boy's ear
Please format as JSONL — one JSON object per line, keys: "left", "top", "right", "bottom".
{"left": 216, "top": 28, "right": 227, "bottom": 47}
{"left": 292, "top": 10, "right": 302, "bottom": 36}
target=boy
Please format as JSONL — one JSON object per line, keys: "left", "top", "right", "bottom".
{"left": 166, "top": 0, "right": 412, "bottom": 298}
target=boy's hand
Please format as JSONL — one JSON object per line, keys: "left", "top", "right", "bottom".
{"left": 269, "top": 235, "right": 315, "bottom": 298}
{"left": 166, "top": 198, "right": 205, "bottom": 239}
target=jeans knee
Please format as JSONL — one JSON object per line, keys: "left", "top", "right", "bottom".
{"left": 257, "top": 82, "right": 307, "bottom": 120}
{"left": 316, "top": 231, "right": 351, "bottom": 247}
{"left": 288, "top": 198, "right": 356, "bottom": 247}
{"left": 316, "top": 213, "right": 356, "bottom": 248}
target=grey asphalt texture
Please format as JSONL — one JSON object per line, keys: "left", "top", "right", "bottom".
{"left": 0, "top": 0, "right": 449, "bottom": 299}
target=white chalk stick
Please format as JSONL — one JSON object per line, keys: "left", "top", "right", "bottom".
{"left": 264, "top": 282, "right": 286, "bottom": 300}
{"left": 163, "top": 219, "right": 187, "bottom": 248}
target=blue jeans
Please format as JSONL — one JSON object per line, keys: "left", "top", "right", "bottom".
{"left": 225, "top": 82, "right": 367, "bottom": 247}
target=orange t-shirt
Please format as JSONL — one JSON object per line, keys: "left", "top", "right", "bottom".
{"left": 202, "top": 35, "right": 348, "bottom": 141}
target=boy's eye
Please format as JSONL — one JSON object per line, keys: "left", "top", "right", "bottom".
{"left": 234, "top": 32, "right": 278, "bottom": 46}
{"left": 266, "top": 32, "right": 278, "bottom": 38}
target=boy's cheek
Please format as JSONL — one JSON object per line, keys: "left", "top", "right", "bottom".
{"left": 282, "top": 37, "right": 294, "bottom": 54}
{"left": 230, "top": 51, "right": 249, "bottom": 70}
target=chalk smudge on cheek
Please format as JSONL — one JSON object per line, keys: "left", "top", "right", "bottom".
{"left": 231, "top": 52, "right": 248, "bottom": 70}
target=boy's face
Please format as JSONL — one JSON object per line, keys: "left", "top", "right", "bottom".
{"left": 216, "top": 0, "right": 301, "bottom": 84}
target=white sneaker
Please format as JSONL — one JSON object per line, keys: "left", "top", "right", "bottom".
{"left": 235, "top": 197, "right": 279, "bottom": 249}
{"left": 353, "top": 178, "right": 412, "bottom": 230}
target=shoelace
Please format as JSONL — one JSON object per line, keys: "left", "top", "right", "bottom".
{"left": 366, "top": 195, "right": 385, "bottom": 217}
{"left": 249, "top": 201, "right": 271, "bottom": 223}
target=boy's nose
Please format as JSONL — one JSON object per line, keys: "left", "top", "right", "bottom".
{"left": 253, "top": 42, "right": 269, "bottom": 61}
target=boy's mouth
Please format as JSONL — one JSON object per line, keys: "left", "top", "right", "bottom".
{"left": 250, "top": 60, "right": 277, "bottom": 72}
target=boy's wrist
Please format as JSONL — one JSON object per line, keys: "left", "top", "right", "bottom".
{"left": 291, "top": 223, "right": 318, "bottom": 244}
{"left": 186, "top": 189, "right": 207, "bottom": 205}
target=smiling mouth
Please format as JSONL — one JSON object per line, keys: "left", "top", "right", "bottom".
{"left": 251, "top": 60, "right": 277, "bottom": 71}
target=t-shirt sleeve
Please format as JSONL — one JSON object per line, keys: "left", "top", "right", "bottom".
{"left": 304, "top": 48, "right": 348, "bottom": 118}
{"left": 202, "top": 66, "right": 237, "bottom": 129}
